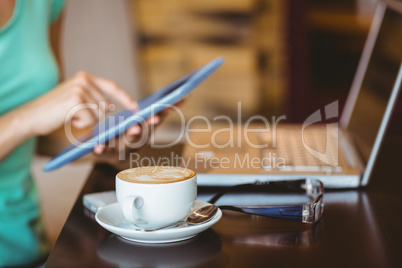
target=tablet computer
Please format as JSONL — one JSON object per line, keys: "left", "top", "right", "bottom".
{"left": 43, "top": 57, "right": 224, "bottom": 172}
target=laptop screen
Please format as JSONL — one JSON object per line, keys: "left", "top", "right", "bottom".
{"left": 345, "top": 4, "right": 402, "bottom": 164}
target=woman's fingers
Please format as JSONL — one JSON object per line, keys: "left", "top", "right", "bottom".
{"left": 146, "top": 115, "right": 160, "bottom": 126}
{"left": 126, "top": 124, "right": 142, "bottom": 138}
{"left": 75, "top": 72, "right": 112, "bottom": 108}
{"left": 90, "top": 74, "right": 137, "bottom": 110}
{"left": 94, "top": 145, "right": 105, "bottom": 155}
{"left": 67, "top": 86, "right": 99, "bottom": 128}
{"left": 69, "top": 72, "right": 138, "bottom": 129}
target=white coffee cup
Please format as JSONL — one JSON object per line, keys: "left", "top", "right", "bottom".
{"left": 116, "top": 166, "right": 197, "bottom": 229}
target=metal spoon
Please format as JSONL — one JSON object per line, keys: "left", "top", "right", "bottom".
{"left": 140, "top": 205, "right": 218, "bottom": 232}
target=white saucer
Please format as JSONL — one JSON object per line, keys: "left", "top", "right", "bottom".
{"left": 95, "top": 200, "right": 222, "bottom": 243}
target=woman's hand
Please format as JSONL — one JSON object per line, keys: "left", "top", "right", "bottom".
{"left": 27, "top": 71, "right": 137, "bottom": 136}
{"left": 0, "top": 71, "right": 143, "bottom": 161}
{"left": 0, "top": 71, "right": 177, "bottom": 161}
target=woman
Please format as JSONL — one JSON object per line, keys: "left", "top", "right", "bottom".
{"left": 0, "top": 0, "right": 152, "bottom": 265}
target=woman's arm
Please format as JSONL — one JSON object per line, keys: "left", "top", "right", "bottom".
{"left": 0, "top": 103, "right": 36, "bottom": 160}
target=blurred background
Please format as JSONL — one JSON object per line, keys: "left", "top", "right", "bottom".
{"left": 61, "top": 0, "right": 378, "bottom": 125}
{"left": 131, "top": 0, "right": 376, "bottom": 123}
{"left": 34, "top": 0, "right": 380, "bottom": 245}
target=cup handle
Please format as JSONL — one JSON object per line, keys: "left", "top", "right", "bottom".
{"left": 121, "top": 195, "right": 144, "bottom": 223}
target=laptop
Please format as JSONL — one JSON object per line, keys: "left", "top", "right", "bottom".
{"left": 182, "top": 0, "right": 402, "bottom": 188}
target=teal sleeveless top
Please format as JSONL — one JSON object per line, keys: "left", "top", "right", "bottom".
{"left": 0, "top": 0, "right": 64, "bottom": 265}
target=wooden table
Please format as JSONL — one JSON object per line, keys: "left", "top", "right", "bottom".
{"left": 45, "top": 140, "right": 402, "bottom": 268}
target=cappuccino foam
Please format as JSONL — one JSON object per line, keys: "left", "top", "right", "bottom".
{"left": 117, "top": 166, "right": 195, "bottom": 184}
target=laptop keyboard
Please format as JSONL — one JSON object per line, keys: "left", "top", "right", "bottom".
{"left": 258, "top": 126, "right": 343, "bottom": 173}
